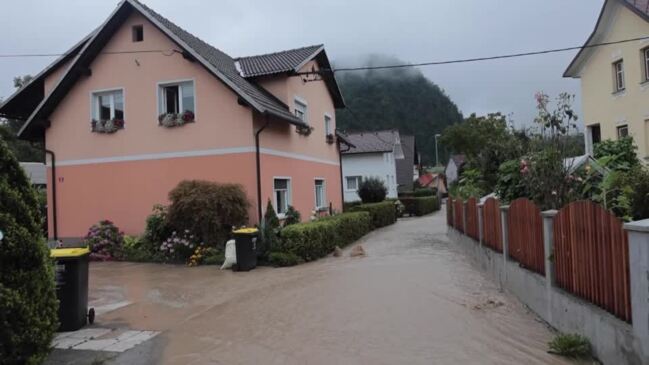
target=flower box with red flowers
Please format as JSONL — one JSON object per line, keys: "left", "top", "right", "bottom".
{"left": 91, "top": 118, "right": 125, "bottom": 134}
{"left": 158, "top": 110, "right": 195, "bottom": 128}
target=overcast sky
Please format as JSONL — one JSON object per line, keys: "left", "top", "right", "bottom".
{"left": 0, "top": 0, "right": 604, "bottom": 128}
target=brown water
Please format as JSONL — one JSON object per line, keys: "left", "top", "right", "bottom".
{"left": 89, "top": 210, "right": 577, "bottom": 364}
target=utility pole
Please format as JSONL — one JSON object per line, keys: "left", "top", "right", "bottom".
{"left": 434, "top": 134, "right": 441, "bottom": 166}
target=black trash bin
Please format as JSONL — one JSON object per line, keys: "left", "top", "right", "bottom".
{"left": 51, "top": 247, "right": 94, "bottom": 331}
{"left": 233, "top": 228, "right": 258, "bottom": 271}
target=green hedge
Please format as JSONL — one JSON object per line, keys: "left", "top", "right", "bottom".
{"left": 400, "top": 196, "right": 440, "bottom": 216}
{"left": 349, "top": 201, "right": 396, "bottom": 228}
{"left": 278, "top": 212, "right": 371, "bottom": 261}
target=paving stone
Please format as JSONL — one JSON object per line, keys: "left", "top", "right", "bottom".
{"left": 72, "top": 338, "right": 119, "bottom": 351}
{"left": 66, "top": 328, "right": 112, "bottom": 339}
{"left": 52, "top": 336, "right": 87, "bottom": 349}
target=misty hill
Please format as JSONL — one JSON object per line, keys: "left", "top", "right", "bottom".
{"left": 334, "top": 57, "right": 463, "bottom": 165}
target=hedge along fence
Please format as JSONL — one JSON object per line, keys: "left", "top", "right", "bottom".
{"left": 507, "top": 198, "right": 545, "bottom": 275}
{"left": 481, "top": 197, "right": 502, "bottom": 252}
{"left": 278, "top": 211, "right": 372, "bottom": 261}
{"left": 465, "top": 197, "right": 479, "bottom": 241}
{"left": 400, "top": 196, "right": 440, "bottom": 216}
{"left": 349, "top": 201, "right": 396, "bottom": 228}
{"left": 553, "top": 201, "right": 632, "bottom": 322}
{"left": 453, "top": 199, "right": 464, "bottom": 232}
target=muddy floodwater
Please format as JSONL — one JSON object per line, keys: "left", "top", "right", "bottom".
{"left": 83, "top": 209, "right": 576, "bottom": 364}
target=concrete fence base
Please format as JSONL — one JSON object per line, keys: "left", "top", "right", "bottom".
{"left": 447, "top": 228, "right": 648, "bottom": 365}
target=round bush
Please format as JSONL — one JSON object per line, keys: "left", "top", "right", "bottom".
{"left": 167, "top": 180, "right": 249, "bottom": 247}
{"left": 0, "top": 139, "right": 58, "bottom": 363}
{"left": 85, "top": 220, "right": 124, "bottom": 261}
{"left": 357, "top": 177, "right": 387, "bottom": 203}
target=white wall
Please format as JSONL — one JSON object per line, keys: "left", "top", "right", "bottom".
{"left": 342, "top": 152, "right": 398, "bottom": 202}
{"left": 445, "top": 160, "right": 458, "bottom": 185}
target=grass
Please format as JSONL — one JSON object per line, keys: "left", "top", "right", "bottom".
{"left": 548, "top": 333, "right": 592, "bottom": 358}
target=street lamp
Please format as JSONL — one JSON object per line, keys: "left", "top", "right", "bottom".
{"left": 434, "top": 134, "right": 441, "bottom": 167}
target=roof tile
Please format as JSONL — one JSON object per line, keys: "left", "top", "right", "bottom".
{"left": 235, "top": 45, "right": 323, "bottom": 77}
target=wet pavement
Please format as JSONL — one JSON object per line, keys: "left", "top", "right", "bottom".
{"left": 47, "top": 208, "right": 576, "bottom": 364}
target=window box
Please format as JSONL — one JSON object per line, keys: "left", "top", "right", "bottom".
{"left": 158, "top": 110, "right": 195, "bottom": 128}
{"left": 296, "top": 124, "right": 314, "bottom": 136}
{"left": 91, "top": 118, "right": 124, "bottom": 134}
{"left": 326, "top": 133, "right": 335, "bottom": 144}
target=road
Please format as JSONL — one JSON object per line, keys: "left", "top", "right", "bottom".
{"left": 47, "top": 208, "right": 575, "bottom": 364}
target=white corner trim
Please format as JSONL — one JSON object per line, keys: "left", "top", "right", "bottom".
{"left": 51, "top": 147, "right": 339, "bottom": 167}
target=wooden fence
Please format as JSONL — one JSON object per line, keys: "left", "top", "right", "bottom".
{"left": 465, "top": 197, "right": 479, "bottom": 240}
{"left": 454, "top": 199, "right": 464, "bottom": 233}
{"left": 507, "top": 198, "right": 545, "bottom": 275}
{"left": 481, "top": 197, "right": 502, "bottom": 252}
{"left": 446, "top": 198, "right": 453, "bottom": 226}
{"left": 553, "top": 201, "right": 632, "bottom": 322}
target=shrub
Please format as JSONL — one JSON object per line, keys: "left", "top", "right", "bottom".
{"left": 121, "top": 235, "right": 163, "bottom": 262}
{"left": 495, "top": 159, "right": 529, "bottom": 203}
{"left": 548, "top": 333, "right": 591, "bottom": 358}
{"left": 349, "top": 201, "right": 396, "bottom": 228}
{"left": 413, "top": 188, "right": 435, "bottom": 197}
{"left": 0, "top": 138, "right": 58, "bottom": 364}
{"left": 278, "top": 212, "right": 371, "bottom": 261}
{"left": 357, "top": 177, "right": 387, "bottom": 203}
{"left": 188, "top": 246, "right": 223, "bottom": 266}
{"left": 142, "top": 204, "right": 172, "bottom": 253}
{"left": 400, "top": 196, "right": 440, "bottom": 216}
{"left": 85, "top": 220, "right": 124, "bottom": 261}
{"left": 594, "top": 137, "right": 638, "bottom": 171}
{"left": 283, "top": 205, "right": 301, "bottom": 226}
{"left": 343, "top": 200, "right": 362, "bottom": 212}
{"left": 259, "top": 200, "right": 281, "bottom": 258}
{"left": 268, "top": 252, "right": 302, "bottom": 267}
{"left": 159, "top": 230, "right": 200, "bottom": 263}
{"left": 167, "top": 180, "right": 249, "bottom": 247}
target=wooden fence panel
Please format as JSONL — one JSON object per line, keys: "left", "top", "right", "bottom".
{"left": 465, "top": 197, "right": 479, "bottom": 240}
{"left": 454, "top": 199, "right": 464, "bottom": 233}
{"left": 481, "top": 197, "right": 502, "bottom": 252}
{"left": 446, "top": 198, "right": 453, "bottom": 226}
{"left": 553, "top": 200, "right": 631, "bottom": 322}
{"left": 507, "top": 198, "right": 545, "bottom": 276}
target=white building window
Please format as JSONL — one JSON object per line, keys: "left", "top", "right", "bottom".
{"left": 613, "top": 60, "right": 625, "bottom": 92}
{"left": 159, "top": 80, "right": 195, "bottom": 116}
{"left": 273, "top": 178, "right": 291, "bottom": 216}
{"left": 294, "top": 98, "right": 307, "bottom": 124}
{"left": 617, "top": 124, "right": 629, "bottom": 139}
{"left": 346, "top": 176, "right": 361, "bottom": 191}
{"left": 324, "top": 114, "right": 332, "bottom": 135}
{"left": 644, "top": 48, "right": 649, "bottom": 82}
{"left": 315, "top": 179, "right": 326, "bottom": 209}
{"left": 92, "top": 89, "right": 124, "bottom": 122}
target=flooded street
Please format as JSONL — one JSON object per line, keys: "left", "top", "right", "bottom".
{"left": 82, "top": 209, "right": 574, "bottom": 364}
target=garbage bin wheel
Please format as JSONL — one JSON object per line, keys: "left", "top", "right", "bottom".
{"left": 88, "top": 308, "right": 95, "bottom": 324}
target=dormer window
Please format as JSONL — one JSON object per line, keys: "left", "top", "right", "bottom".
{"left": 132, "top": 25, "right": 143, "bottom": 42}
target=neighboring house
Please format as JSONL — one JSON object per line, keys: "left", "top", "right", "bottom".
{"left": 0, "top": 0, "right": 346, "bottom": 240}
{"left": 565, "top": 0, "right": 649, "bottom": 158}
{"left": 340, "top": 130, "right": 404, "bottom": 202}
{"left": 445, "top": 154, "right": 466, "bottom": 185}
{"left": 19, "top": 162, "right": 46, "bottom": 188}
{"left": 564, "top": 154, "right": 608, "bottom": 175}
{"left": 417, "top": 172, "right": 447, "bottom": 195}
{"left": 396, "top": 135, "right": 420, "bottom": 193}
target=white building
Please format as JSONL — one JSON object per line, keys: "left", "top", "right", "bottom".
{"left": 445, "top": 154, "right": 466, "bottom": 186}
{"left": 340, "top": 130, "right": 404, "bottom": 202}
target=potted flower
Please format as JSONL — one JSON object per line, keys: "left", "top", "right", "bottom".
{"left": 326, "top": 133, "right": 335, "bottom": 144}
{"left": 296, "top": 124, "right": 314, "bottom": 136}
{"left": 158, "top": 110, "right": 195, "bottom": 128}
{"left": 91, "top": 118, "right": 125, "bottom": 134}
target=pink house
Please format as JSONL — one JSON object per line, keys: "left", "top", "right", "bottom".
{"left": 0, "top": 0, "right": 348, "bottom": 241}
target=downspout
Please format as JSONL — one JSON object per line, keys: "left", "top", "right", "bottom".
{"left": 255, "top": 115, "right": 271, "bottom": 223}
{"left": 45, "top": 149, "right": 58, "bottom": 240}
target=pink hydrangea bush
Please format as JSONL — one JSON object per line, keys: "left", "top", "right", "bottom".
{"left": 85, "top": 220, "right": 124, "bottom": 261}
{"left": 159, "top": 229, "right": 201, "bottom": 262}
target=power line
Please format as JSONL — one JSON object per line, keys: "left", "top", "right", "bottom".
{"left": 0, "top": 49, "right": 181, "bottom": 58}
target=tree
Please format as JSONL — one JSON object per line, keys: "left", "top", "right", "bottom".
{"left": 0, "top": 138, "right": 58, "bottom": 363}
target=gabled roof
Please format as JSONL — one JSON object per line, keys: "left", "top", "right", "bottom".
{"left": 9, "top": 0, "right": 310, "bottom": 139}
{"left": 564, "top": 0, "right": 649, "bottom": 78}
{"left": 341, "top": 130, "right": 401, "bottom": 155}
{"left": 235, "top": 45, "right": 324, "bottom": 77}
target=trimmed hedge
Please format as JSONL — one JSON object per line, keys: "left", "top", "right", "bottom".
{"left": 400, "top": 196, "right": 440, "bottom": 216}
{"left": 349, "top": 201, "right": 397, "bottom": 228}
{"left": 278, "top": 212, "right": 371, "bottom": 261}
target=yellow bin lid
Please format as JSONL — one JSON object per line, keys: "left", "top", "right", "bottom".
{"left": 233, "top": 227, "right": 258, "bottom": 234}
{"left": 51, "top": 247, "right": 91, "bottom": 258}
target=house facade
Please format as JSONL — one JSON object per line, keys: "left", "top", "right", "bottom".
{"left": 0, "top": 0, "right": 346, "bottom": 240}
{"left": 565, "top": 0, "right": 649, "bottom": 158}
{"left": 340, "top": 130, "right": 404, "bottom": 202}
{"left": 444, "top": 154, "right": 465, "bottom": 186}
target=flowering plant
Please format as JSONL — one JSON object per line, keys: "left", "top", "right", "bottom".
{"left": 296, "top": 124, "right": 314, "bottom": 136}
{"left": 91, "top": 118, "right": 125, "bottom": 134}
{"left": 326, "top": 133, "right": 335, "bottom": 144}
{"left": 158, "top": 110, "right": 195, "bottom": 128}
{"left": 159, "top": 229, "right": 201, "bottom": 262}
{"left": 85, "top": 220, "right": 124, "bottom": 260}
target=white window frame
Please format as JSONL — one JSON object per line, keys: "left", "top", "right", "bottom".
{"left": 643, "top": 47, "right": 649, "bottom": 82}
{"left": 273, "top": 177, "right": 292, "bottom": 218}
{"left": 156, "top": 79, "right": 196, "bottom": 121}
{"left": 294, "top": 96, "right": 308, "bottom": 124}
{"left": 613, "top": 59, "right": 625, "bottom": 92}
{"left": 90, "top": 87, "right": 125, "bottom": 123}
{"left": 324, "top": 113, "right": 332, "bottom": 136}
{"left": 346, "top": 176, "right": 361, "bottom": 191}
{"left": 617, "top": 124, "right": 629, "bottom": 139}
{"left": 314, "top": 178, "right": 326, "bottom": 210}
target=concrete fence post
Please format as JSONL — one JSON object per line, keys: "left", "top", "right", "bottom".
{"left": 499, "top": 205, "right": 510, "bottom": 286}
{"left": 541, "top": 209, "right": 558, "bottom": 323}
{"left": 623, "top": 219, "right": 649, "bottom": 354}
{"left": 477, "top": 203, "right": 484, "bottom": 246}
